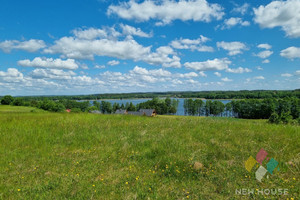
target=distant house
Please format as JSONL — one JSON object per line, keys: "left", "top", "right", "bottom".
{"left": 66, "top": 109, "right": 71, "bottom": 113}
{"left": 127, "top": 111, "right": 144, "bottom": 116}
{"left": 113, "top": 108, "right": 156, "bottom": 117}
{"left": 89, "top": 110, "right": 102, "bottom": 114}
{"left": 115, "top": 109, "right": 127, "bottom": 114}
{"left": 140, "top": 109, "right": 157, "bottom": 117}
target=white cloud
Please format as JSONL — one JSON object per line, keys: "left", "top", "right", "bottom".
{"left": 107, "top": 0, "right": 224, "bottom": 25}
{"left": 281, "top": 73, "right": 293, "bottom": 77}
{"left": 254, "top": 0, "right": 300, "bottom": 38}
{"left": 107, "top": 60, "right": 120, "bottom": 66}
{"left": 295, "top": 70, "right": 300, "bottom": 76}
{"left": 131, "top": 66, "right": 172, "bottom": 77}
{"left": 214, "top": 72, "right": 221, "bottom": 77}
{"left": 216, "top": 41, "right": 248, "bottom": 55}
{"left": 255, "top": 50, "right": 273, "bottom": 59}
{"left": 177, "top": 72, "right": 199, "bottom": 78}
{"left": 170, "top": 35, "right": 214, "bottom": 52}
{"left": 256, "top": 66, "right": 263, "bottom": 70}
{"left": 221, "top": 17, "right": 250, "bottom": 29}
{"left": 280, "top": 46, "right": 300, "bottom": 59}
{"left": 221, "top": 77, "right": 232, "bottom": 82}
{"left": 120, "top": 24, "right": 152, "bottom": 38}
{"left": 72, "top": 28, "right": 109, "bottom": 40}
{"left": 94, "top": 65, "right": 105, "bottom": 69}
{"left": 262, "top": 59, "right": 270, "bottom": 63}
{"left": 30, "top": 69, "right": 76, "bottom": 80}
{"left": 198, "top": 71, "right": 207, "bottom": 77}
{"left": 0, "top": 68, "right": 24, "bottom": 83}
{"left": 0, "top": 39, "right": 46, "bottom": 53}
{"left": 45, "top": 30, "right": 180, "bottom": 68}
{"left": 226, "top": 67, "right": 252, "bottom": 73}
{"left": 254, "top": 76, "right": 265, "bottom": 80}
{"left": 257, "top": 43, "right": 272, "bottom": 49}
{"left": 18, "top": 57, "right": 79, "bottom": 70}
{"left": 80, "top": 63, "right": 89, "bottom": 69}
{"left": 184, "top": 58, "right": 231, "bottom": 71}
{"left": 232, "top": 3, "right": 250, "bottom": 15}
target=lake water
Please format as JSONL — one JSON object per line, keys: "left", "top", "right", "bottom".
{"left": 88, "top": 98, "right": 232, "bottom": 116}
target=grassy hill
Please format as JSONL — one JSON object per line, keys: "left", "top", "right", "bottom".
{"left": 0, "top": 106, "right": 299, "bottom": 199}
{"left": 0, "top": 105, "right": 46, "bottom": 113}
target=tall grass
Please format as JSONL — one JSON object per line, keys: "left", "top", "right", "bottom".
{"left": 0, "top": 107, "right": 299, "bottom": 199}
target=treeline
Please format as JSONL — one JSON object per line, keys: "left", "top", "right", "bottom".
{"left": 0, "top": 95, "right": 178, "bottom": 115}
{"left": 183, "top": 98, "right": 300, "bottom": 124}
{"left": 14, "top": 89, "right": 300, "bottom": 101}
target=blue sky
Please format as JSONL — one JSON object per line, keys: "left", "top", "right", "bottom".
{"left": 0, "top": 0, "right": 299, "bottom": 96}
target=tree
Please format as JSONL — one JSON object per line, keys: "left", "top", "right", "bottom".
{"left": 1, "top": 95, "right": 14, "bottom": 105}
{"left": 12, "top": 98, "right": 24, "bottom": 106}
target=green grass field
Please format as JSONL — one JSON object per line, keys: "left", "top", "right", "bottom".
{"left": 0, "top": 105, "right": 299, "bottom": 199}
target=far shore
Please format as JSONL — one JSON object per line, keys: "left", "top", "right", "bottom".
{"left": 78, "top": 98, "right": 244, "bottom": 101}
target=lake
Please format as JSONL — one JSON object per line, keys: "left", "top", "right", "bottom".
{"left": 87, "top": 98, "right": 232, "bottom": 116}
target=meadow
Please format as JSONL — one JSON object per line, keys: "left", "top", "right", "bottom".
{"left": 0, "top": 105, "right": 299, "bottom": 199}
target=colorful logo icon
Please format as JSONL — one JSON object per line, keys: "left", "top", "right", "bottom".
{"left": 245, "top": 148, "right": 279, "bottom": 182}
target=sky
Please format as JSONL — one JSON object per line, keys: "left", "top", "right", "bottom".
{"left": 0, "top": 0, "right": 299, "bottom": 96}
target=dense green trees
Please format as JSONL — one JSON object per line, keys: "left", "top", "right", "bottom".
{"left": 184, "top": 99, "right": 225, "bottom": 116}
{"left": 137, "top": 97, "right": 178, "bottom": 114}
{"left": 1, "top": 95, "right": 14, "bottom": 105}
{"left": 183, "top": 97, "right": 299, "bottom": 124}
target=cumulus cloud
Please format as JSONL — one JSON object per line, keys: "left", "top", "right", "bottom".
{"left": 221, "top": 17, "right": 250, "bottom": 29}
{"left": 262, "top": 59, "right": 270, "bottom": 63}
{"left": 44, "top": 29, "right": 181, "bottom": 68}
{"left": 72, "top": 28, "right": 110, "bottom": 40}
{"left": 214, "top": 72, "right": 221, "bottom": 77}
{"left": 170, "top": 35, "right": 214, "bottom": 52}
{"left": 280, "top": 46, "right": 300, "bottom": 59}
{"left": 30, "top": 69, "right": 76, "bottom": 80}
{"left": 232, "top": 3, "right": 250, "bottom": 15}
{"left": 94, "top": 65, "right": 105, "bottom": 69}
{"left": 184, "top": 58, "right": 231, "bottom": 71}
{"left": 107, "top": 60, "right": 120, "bottom": 66}
{"left": 177, "top": 72, "right": 199, "bottom": 78}
{"left": 221, "top": 77, "right": 232, "bottom": 82}
{"left": 18, "top": 57, "right": 79, "bottom": 70}
{"left": 281, "top": 73, "right": 293, "bottom": 77}
{"left": 198, "top": 71, "right": 207, "bottom": 77}
{"left": 107, "top": 0, "right": 224, "bottom": 25}
{"left": 226, "top": 67, "right": 252, "bottom": 73}
{"left": 256, "top": 66, "right": 263, "bottom": 70}
{"left": 254, "top": 76, "right": 265, "bottom": 80}
{"left": 0, "top": 39, "right": 46, "bottom": 53}
{"left": 120, "top": 24, "right": 152, "bottom": 37}
{"left": 257, "top": 43, "right": 272, "bottom": 49}
{"left": 254, "top": 0, "right": 300, "bottom": 38}
{"left": 255, "top": 50, "right": 273, "bottom": 59}
{"left": 0, "top": 68, "right": 24, "bottom": 83}
{"left": 216, "top": 41, "right": 248, "bottom": 55}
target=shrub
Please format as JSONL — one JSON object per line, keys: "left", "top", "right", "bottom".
{"left": 269, "top": 113, "right": 280, "bottom": 124}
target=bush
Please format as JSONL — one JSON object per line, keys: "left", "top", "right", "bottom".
{"left": 280, "top": 112, "right": 293, "bottom": 124}
{"left": 269, "top": 113, "right": 280, "bottom": 124}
